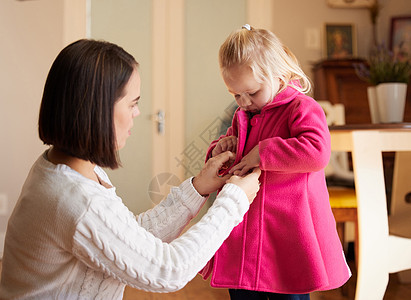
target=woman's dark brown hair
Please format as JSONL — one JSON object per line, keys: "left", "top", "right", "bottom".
{"left": 38, "top": 39, "right": 138, "bottom": 169}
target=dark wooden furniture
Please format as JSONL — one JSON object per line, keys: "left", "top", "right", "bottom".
{"left": 312, "top": 59, "right": 411, "bottom": 124}
{"left": 313, "top": 59, "right": 411, "bottom": 204}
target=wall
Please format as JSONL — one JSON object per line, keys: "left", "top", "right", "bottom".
{"left": 0, "top": 0, "right": 67, "bottom": 255}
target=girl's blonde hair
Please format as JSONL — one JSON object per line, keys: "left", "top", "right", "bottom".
{"left": 219, "top": 25, "right": 311, "bottom": 97}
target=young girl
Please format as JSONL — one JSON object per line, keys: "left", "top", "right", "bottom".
{"left": 201, "top": 25, "right": 351, "bottom": 300}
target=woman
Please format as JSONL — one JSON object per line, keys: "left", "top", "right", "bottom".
{"left": 0, "top": 39, "right": 261, "bottom": 299}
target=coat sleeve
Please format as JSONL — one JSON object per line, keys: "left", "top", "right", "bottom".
{"left": 205, "top": 111, "right": 239, "bottom": 161}
{"left": 259, "top": 98, "right": 331, "bottom": 173}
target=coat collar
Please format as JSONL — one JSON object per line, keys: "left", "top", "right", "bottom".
{"left": 261, "top": 83, "right": 302, "bottom": 112}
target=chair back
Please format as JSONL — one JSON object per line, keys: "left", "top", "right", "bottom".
{"left": 317, "top": 101, "right": 354, "bottom": 183}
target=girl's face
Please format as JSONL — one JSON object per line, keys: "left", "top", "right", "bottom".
{"left": 114, "top": 68, "right": 141, "bottom": 150}
{"left": 223, "top": 64, "right": 279, "bottom": 113}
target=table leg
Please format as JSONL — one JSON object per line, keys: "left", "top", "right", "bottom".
{"left": 351, "top": 131, "right": 389, "bottom": 300}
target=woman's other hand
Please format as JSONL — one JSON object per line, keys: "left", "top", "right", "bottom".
{"left": 227, "top": 168, "right": 261, "bottom": 204}
{"left": 192, "top": 151, "right": 235, "bottom": 196}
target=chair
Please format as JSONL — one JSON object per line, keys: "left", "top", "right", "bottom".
{"left": 318, "top": 101, "right": 358, "bottom": 266}
{"left": 329, "top": 126, "right": 411, "bottom": 299}
{"left": 389, "top": 151, "right": 411, "bottom": 283}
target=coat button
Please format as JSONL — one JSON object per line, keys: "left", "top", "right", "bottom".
{"left": 251, "top": 117, "right": 259, "bottom": 126}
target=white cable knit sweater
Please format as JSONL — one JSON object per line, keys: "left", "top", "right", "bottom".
{"left": 0, "top": 152, "right": 249, "bottom": 299}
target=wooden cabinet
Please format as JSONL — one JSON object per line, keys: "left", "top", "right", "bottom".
{"left": 312, "top": 59, "right": 411, "bottom": 124}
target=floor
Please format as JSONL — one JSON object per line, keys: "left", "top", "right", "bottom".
{"left": 123, "top": 259, "right": 411, "bottom": 300}
{"left": 0, "top": 258, "right": 410, "bottom": 299}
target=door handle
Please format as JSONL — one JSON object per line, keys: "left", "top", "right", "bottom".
{"left": 153, "top": 110, "right": 165, "bottom": 135}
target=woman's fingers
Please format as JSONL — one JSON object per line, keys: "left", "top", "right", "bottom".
{"left": 227, "top": 167, "right": 261, "bottom": 203}
{"left": 209, "top": 151, "right": 235, "bottom": 169}
{"left": 193, "top": 151, "right": 235, "bottom": 196}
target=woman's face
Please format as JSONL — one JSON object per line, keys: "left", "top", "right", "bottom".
{"left": 222, "top": 64, "right": 277, "bottom": 113}
{"left": 114, "top": 68, "right": 141, "bottom": 150}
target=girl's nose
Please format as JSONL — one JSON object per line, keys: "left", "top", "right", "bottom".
{"left": 237, "top": 94, "right": 252, "bottom": 108}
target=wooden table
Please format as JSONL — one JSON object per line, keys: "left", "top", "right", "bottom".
{"left": 329, "top": 123, "right": 411, "bottom": 300}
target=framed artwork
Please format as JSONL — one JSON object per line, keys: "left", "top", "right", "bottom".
{"left": 324, "top": 23, "right": 356, "bottom": 59}
{"left": 390, "top": 16, "right": 411, "bottom": 62}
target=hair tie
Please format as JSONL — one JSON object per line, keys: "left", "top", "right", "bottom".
{"left": 242, "top": 24, "right": 251, "bottom": 31}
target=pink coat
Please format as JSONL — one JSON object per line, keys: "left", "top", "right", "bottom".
{"left": 201, "top": 85, "right": 351, "bottom": 293}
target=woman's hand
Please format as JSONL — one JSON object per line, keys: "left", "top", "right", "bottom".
{"left": 227, "top": 168, "right": 261, "bottom": 204}
{"left": 192, "top": 151, "right": 235, "bottom": 196}
{"left": 229, "top": 145, "right": 260, "bottom": 176}
{"left": 212, "top": 136, "right": 237, "bottom": 157}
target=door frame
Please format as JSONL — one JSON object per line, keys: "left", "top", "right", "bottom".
{"left": 152, "top": 0, "right": 185, "bottom": 181}
{"left": 63, "top": 0, "right": 88, "bottom": 45}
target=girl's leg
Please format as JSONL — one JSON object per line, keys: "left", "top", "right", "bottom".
{"left": 229, "top": 289, "right": 310, "bottom": 300}
{"left": 228, "top": 289, "right": 267, "bottom": 300}
{"left": 267, "top": 293, "right": 310, "bottom": 300}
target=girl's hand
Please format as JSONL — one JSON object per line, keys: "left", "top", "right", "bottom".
{"left": 212, "top": 136, "right": 237, "bottom": 157}
{"left": 227, "top": 168, "right": 261, "bottom": 204}
{"left": 230, "top": 145, "right": 260, "bottom": 176}
{"left": 192, "top": 151, "right": 235, "bottom": 196}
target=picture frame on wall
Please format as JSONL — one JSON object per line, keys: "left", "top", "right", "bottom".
{"left": 324, "top": 23, "right": 357, "bottom": 59}
{"left": 390, "top": 16, "right": 411, "bottom": 62}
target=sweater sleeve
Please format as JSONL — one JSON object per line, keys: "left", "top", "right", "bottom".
{"left": 259, "top": 98, "right": 331, "bottom": 173}
{"left": 136, "top": 178, "right": 207, "bottom": 243}
{"left": 72, "top": 183, "right": 249, "bottom": 293}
